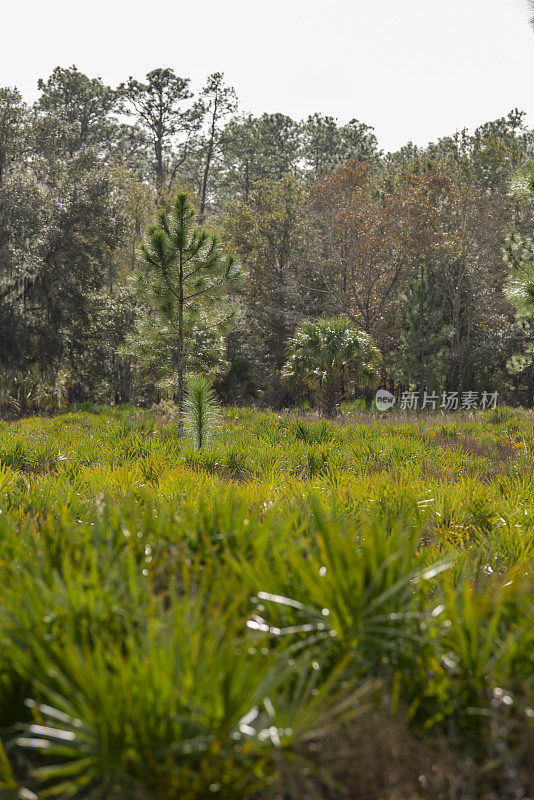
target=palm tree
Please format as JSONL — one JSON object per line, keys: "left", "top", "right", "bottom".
{"left": 282, "top": 317, "right": 380, "bottom": 417}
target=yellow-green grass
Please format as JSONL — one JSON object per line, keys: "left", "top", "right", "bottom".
{"left": 0, "top": 406, "right": 533, "bottom": 799}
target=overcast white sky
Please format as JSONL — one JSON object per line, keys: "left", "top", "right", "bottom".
{"left": 2, "top": 0, "right": 534, "bottom": 152}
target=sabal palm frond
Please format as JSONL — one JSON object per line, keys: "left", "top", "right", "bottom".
{"left": 16, "top": 589, "right": 369, "bottom": 800}
{"left": 235, "top": 500, "right": 451, "bottom": 671}
{"left": 282, "top": 317, "right": 380, "bottom": 416}
{"left": 283, "top": 318, "right": 379, "bottom": 388}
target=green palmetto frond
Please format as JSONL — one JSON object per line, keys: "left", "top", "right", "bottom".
{"left": 15, "top": 588, "right": 368, "bottom": 800}
{"left": 235, "top": 500, "right": 451, "bottom": 672}
{"left": 0, "top": 740, "right": 22, "bottom": 798}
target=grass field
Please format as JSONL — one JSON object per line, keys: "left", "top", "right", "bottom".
{"left": 1, "top": 405, "right": 534, "bottom": 799}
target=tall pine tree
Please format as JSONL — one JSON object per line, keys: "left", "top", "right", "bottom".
{"left": 133, "top": 193, "right": 239, "bottom": 413}
{"left": 398, "top": 266, "right": 453, "bottom": 392}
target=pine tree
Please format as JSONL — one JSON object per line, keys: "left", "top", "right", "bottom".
{"left": 198, "top": 73, "right": 237, "bottom": 219}
{"left": 398, "top": 266, "right": 453, "bottom": 392}
{"left": 503, "top": 228, "right": 534, "bottom": 318}
{"left": 120, "top": 69, "right": 196, "bottom": 193}
{"left": 503, "top": 227, "right": 534, "bottom": 403}
{"left": 183, "top": 375, "right": 219, "bottom": 449}
{"left": 135, "top": 193, "right": 239, "bottom": 415}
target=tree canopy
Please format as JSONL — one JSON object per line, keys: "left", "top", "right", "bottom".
{"left": 0, "top": 64, "right": 533, "bottom": 412}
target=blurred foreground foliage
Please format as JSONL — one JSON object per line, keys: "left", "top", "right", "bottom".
{"left": 0, "top": 405, "right": 533, "bottom": 799}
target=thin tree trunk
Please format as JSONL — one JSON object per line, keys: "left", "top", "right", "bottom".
{"left": 244, "top": 161, "right": 250, "bottom": 203}
{"left": 200, "top": 95, "right": 219, "bottom": 221}
{"left": 177, "top": 239, "right": 184, "bottom": 427}
{"left": 155, "top": 127, "right": 164, "bottom": 199}
{"left": 200, "top": 138, "right": 214, "bottom": 220}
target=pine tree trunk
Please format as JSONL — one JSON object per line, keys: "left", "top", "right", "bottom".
{"left": 155, "top": 130, "right": 164, "bottom": 199}
{"left": 200, "top": 138, "right": 214, "bottom": 220}
{"left": 177, "top": 243, "right": 184, "bottom": 428}
{"left": 244, "top": 161, "right": 250, "bottom": 204}
{"left": 200, "top": 96, "right": 219, "bottom": 221}
{"left": 177, "top": 339, "right": 184, "bottom": 420}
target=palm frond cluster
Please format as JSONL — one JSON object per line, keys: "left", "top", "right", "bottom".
{"left": 0, "top": 405, "right": 533, "bottom": 798}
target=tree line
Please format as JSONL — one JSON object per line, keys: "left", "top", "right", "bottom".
{"left": 0, "top": 65, "right": 533, "bottom": 414}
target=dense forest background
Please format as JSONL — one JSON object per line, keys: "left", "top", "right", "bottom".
{"left": 1, "top": 66, "right": 533, "bottom": 413}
